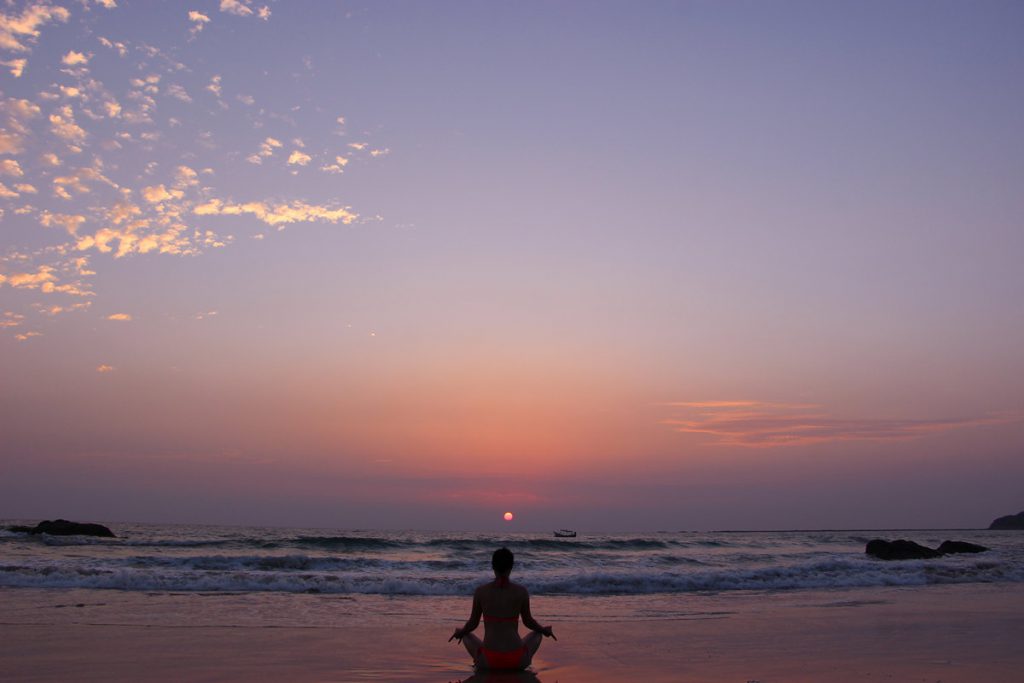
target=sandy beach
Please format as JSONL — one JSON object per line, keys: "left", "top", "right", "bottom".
{"left": 2, "top": 583, "right": 1021, "bottom": 682}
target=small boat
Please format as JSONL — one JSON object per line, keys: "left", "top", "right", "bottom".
{"left": 553, "top": 529, "right": 576, "bottom": 538}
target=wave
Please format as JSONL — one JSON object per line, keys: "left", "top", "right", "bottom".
{"left": 2, "top": 555, "right": 1021, "bottom": 596}
{"left": 292, "top": 536, "right": 408, "bottom": 550}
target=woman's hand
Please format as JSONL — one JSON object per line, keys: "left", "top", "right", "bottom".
{"left": 541, "top": 625, "right": 557, "bottom": 640}
{"left": 448, "top": 627, "right": 464, "bottom": 643}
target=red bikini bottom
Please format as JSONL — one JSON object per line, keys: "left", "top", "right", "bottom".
{"left": 479, "top": 645, "right": 527, "bottom": 669}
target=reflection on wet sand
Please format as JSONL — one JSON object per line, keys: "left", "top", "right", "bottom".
{"left": 451, "top": 668, "right": 546, "bottom": 683}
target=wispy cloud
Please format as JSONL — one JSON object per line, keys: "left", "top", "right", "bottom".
{"left": 49, "top": 105, "right": 87, "bottom": 146}
{"left": 247, "top": 136, "right": 281, "bottom": 164}
{"left": 194, "top": 198, "right": 357, "bottom": 227}
{"left": 320, "top": 156, "right": 349, "bottom": 174}
{"left": 287, "top": 150, "right": 311, "bottom": 166}
{"left": 2, "top": 57, "right": 26, "bottom": 77}
{"left": 0, "top": 3, "right": 70, "bottom": 53}
{"left": 0, "top": 96, "right": 41, "bottom": 154}
{"left": 0, "top": 2, "right": 383, "bottom": 338}
{"left": 188, "top": 10, "right": 210, "bottom": 37}
{"left": 662, "top": 400, "right": 1016, "bottom": 447}
{"left": 61, "top": 50, "right": 90, "bottom": 66}
{"left": 220, "top": 0, "right": 253, "bottom": 18}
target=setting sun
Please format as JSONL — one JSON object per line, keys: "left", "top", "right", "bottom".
{"left": 503, "top": 512, "right": 514, "bottom": 521}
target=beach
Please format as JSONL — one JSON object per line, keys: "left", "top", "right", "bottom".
{"left": 3, "top": 525, "right": 1022, "bottom": 681}
{"left": 2, "top": 583, "right": 1022, "bottom": 682}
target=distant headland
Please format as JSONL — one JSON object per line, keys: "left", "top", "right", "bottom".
{"left": 989, "top": 511, "right": 1024, "bottom": 530}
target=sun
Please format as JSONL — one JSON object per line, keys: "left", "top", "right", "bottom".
{"left": 503, "top": 511, "right": 514, "bottom": 521}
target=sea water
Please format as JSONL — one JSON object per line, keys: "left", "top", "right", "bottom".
{"left": 2, "top": 524, "right": 1022, "bottom": 620}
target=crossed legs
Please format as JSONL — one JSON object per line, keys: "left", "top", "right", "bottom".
{"left": 463, "top": 632, "right": 543, "bottom": 670}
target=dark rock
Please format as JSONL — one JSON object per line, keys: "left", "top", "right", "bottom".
{"left": 8, "top": 519, "right": 115, "bottom": 538}
{"left": 937, "top": 540, "right": 988, "bottom": 554}
{"left": 865, "top": 539, "right": 941, "bottom": 560}
{"left": 989, "top": 511, "right": 1024, "bottom": 530}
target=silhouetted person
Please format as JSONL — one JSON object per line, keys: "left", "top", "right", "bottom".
{"left": 449, "top": 547, "right": 556, "bottom": 670}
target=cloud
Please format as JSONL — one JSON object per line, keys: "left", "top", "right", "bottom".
{"left": 15, "top": 331, "right": 42, "bottom": 341}
{"left": 0, "top": 159, "right": 24, "bottom": 176}
{"left": 97, "top": 36, "right": 127, "bottom": 57}
{"left": 14, "top": 183, "right": 37, "bottom": 194}
{"left": 258, "top": 6, "right": 271, "bottom": 20}
{"left": 370, "top": 148, "right": 390, "bottom": 157}
{"left": 206, "top": 74, "right": 222, "bottom": 97}
{"left": 287, "top": 150, "right": 311, "bottom": 166}
{"left": 661, "top": 400, "right": 1017, "bottom": 447}
{"left": 194, "top": 198, "right": 358, "bottom": 228}
{"left": 2, "top": 58, "right": 27, "bottom": 77}
{"left": 39, "top": 211, "right": 87, "bottom": 235}
{"left": 34, "top": 302, "right": 90, "bottom": 316}
{"left": 49, "top": 105, "right": 87, "bottom": 144}
{"left": 246, "top": 136, "right": 281, "bottom": 164}
{"left": 0, "top": 97, "right": 42, "bottom": 154}
{"left": 41, "top": 152, "right": 61, "bottom": 166}
{"left": 142, "top": 184, "right": 184, "bottom": 203}
{"left": 220, "top": 0, "right": 253, "bottom": 17}
{"left": 320, "top": 156, "right": 349, "bottom": 174}
{"left": 0, "top": 3, "right": 70, "bottom": 52}
{"left": 96, "top": 364, "right": 115, "bottom": 372}
{"left": 1, "top": 312, "right": 25, "bottom": 328}
{"left": 62, "top": 50, "right": 90, "bottom": 66}
{"left": 165, "top": 83, "right": 192, "bottom": 103}
{"left": 188, "top": 10, "right": 210, "bottom": 38}
{"left": 2, "top": 264, "right": 57, "bottom": 290}
{"left": 74, "top": 218, "right": 194, "bottom": 258}
{"left": 0, "top": 181, "right": 19, "bottom": 198}
{"left": 52, "top": 164, "right": 117, "bottom": 200}
{"left": 174, "top": 165, "right": 199, "bottom": 187}
{"left": 106, "top": 313, "right": 132, "bottom": 321}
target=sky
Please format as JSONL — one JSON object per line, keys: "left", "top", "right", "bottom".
{"left": 1, "top": 0, "right": 1022, "bottom": 531}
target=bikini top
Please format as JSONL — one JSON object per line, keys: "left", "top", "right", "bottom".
{"left": 482, "top": 577, "right": 518, "bottom": 623}
{"left": 483, "top": 614, "right": 519, "bottom": 623}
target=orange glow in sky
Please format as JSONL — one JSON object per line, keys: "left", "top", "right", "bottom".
{"left": 0, "top": 2, "right": 1022, "bottom": 531}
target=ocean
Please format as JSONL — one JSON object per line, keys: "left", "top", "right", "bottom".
{"left": 2, "top": 523, "right": 1021, "bottom": 609}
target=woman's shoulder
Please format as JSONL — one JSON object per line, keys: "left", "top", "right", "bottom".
{"left": 474, "top": 580, "right": 528, "bottom": 595}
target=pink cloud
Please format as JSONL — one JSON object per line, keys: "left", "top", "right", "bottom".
{"left": 662, "top": 401, "right": 1017, "bottom": 448}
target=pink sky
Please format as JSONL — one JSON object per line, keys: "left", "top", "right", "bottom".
{"left": 1, "top": 1, "right": 1022, "bottom": 530}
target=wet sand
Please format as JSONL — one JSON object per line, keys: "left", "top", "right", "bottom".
{"left": 1, "top": 583, "right": 1021, "bottom": 682}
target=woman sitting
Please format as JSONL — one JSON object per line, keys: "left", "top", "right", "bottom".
{"left": 449, "top": 547, "right": 556, "bottom": 670}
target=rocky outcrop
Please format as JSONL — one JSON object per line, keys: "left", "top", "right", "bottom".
{"left": 866, "top": 538, "right": 988, "bottom": 561}
{"left": 866, "top": 539, "right": 941, "bottom": 560}
{"left": 937, "top": 540, "right": 988, "bottom": 554}
{"left": 7, "top": 519, "right": 115, "bottom": 538}
{"left": 989, "top": 511, "right": 1024, "bottom": 530}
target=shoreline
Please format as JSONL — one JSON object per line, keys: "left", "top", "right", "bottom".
{"left": 2, "top": 583, "right": 1022, "bottom": 681}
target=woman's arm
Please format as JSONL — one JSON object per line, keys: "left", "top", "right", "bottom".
{"left": 449, "top": 589, "right": 482, "bottom": 642}
{"left": 520, "top": 592, "right": 556, "bottom": 639}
